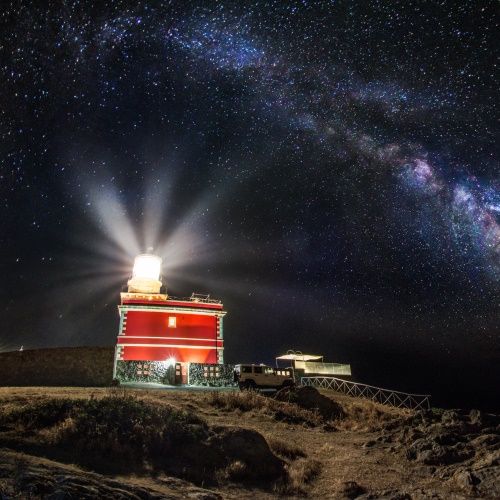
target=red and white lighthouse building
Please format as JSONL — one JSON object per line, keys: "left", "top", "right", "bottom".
{"left": 113, "top": 253, "right": 226, "bottom": 384}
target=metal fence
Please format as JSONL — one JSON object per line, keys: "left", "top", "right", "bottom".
{"left": 301, "top": 376, "right": 431, "bottom": 410}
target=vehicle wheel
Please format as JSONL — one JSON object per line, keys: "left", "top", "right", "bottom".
{"left": 281, "top": 379, "right": 294, "bottom": 388}
{"left": 240, "top": 380, "right": 257, "bottom": 391}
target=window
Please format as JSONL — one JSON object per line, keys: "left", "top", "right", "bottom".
{"left": 265, "top": 367, "right": 274, "bottom": 374}
{"left": 204, "top": 366, "right": 220, "bottom": 378}
{"left": 136, "top": 362, "right": 151, "bottom": 378}
{"left": 242, "top": 366, "right": 252, "bottom": 373}
{"left": 253, "top": 366, "right": 263, "bottom": 374}
{"left": 168, "top": 316, "right": 176, "bottom": 328}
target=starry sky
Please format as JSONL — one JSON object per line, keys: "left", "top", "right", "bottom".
{"left": 1, "top": 1, "right": 498, "bottom": 409}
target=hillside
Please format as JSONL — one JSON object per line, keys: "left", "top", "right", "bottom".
{"left": 0, "top": 386, "right": 498, "bottom": 499}
{"left": 0, "top": 347, "right": 114, "bottom": 386}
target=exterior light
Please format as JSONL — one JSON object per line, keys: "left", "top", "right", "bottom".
{"left": 161, "top": 357, "right": 176, "bottom": 369}
{"left": 132, "top": 254, "right": 161, "bottom": 281}
{"left": 127, "top": 252, "right": 163, "bottom": 294}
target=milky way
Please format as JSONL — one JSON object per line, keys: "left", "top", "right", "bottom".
{"left": 0, "top": 1, "right": 498, "bottom": 407}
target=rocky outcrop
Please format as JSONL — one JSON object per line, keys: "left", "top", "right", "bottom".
{"left": 374, "top": 408, "right": 500, "bottom": 497}
{"left": 0, "top": 449, "right": 221, "bottom": 499}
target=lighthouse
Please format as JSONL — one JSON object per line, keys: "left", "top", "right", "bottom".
{"left": 113, "top": 252, "right": 226, "bottom": 385}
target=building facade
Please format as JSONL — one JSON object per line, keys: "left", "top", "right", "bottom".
{"left": 113, "top": 254, "right": 227, "bottom": 385}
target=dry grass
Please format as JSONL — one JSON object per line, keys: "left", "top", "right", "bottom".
{"left": 267, "top": 437, "right": 307, "bottom": 460}
{"left": 207, "top": 389, "right": 264, "bottom": 412}
{"left": 206, "top": 390, "right": 324, "bottom": 427}
{"left": 276, "top": 458, "right": 322, "bottom": 495}
{"left": 216, "top": 459, "right": 249, "bottom": 482}
{"left": 334, "top": 395, "right": 408, "bottom": 432}
{"left": 0, "top": 392, "right": 206, "bottom": 472}
{"left": 0, "top": 391, "right": 290, "bottom": 490}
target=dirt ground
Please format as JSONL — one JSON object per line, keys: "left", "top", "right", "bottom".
{"left": 0, "top": 386, "right": 496, "bottom": 499}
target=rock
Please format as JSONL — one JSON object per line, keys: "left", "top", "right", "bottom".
{"left": 469, "top": 433, "right": 499, "bottom": 448}
{"left": 383, "top": 492, "right": 412, "bottom": 500}
{"left": 209, "top": 426, "right": 285, "bottom": 481}
{"left": 473, "top": 449, "right": 500, "bottom": 468}
{"left": 274, "top": 386, "right": 344, "bottom": 421}
{"left": 322, "top": 422, "right": 337, "bottom": 432}
{"left": 366, "top": 491, "right": 412, "bottom": 500}
{"left": 471, "top": 465, "right": 500, "bottom": 496}
{"left": 468, "top": 409, "right": 483, "bottom": 427}
{"left": 406, "top": 437, "right": 474, "bottom": 466}
{"left": 441, "top": 410, "right": 461, "bottom": 425}
{"left": 453, "top": 465, "right": 500, "bottom": 496}
{"left": 336, "top": 480, "right": 366, "bottom": 499}
{"left": 377, "top": 404, "right": 499, "bottom": 498}
{"left": 453, "top": 469, "right": 479, "bottom": 491}
{"left": 2, "top": 452, "right": 221, "bottom": 499}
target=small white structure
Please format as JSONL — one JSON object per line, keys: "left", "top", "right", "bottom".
{"left": 276, "top": 350, "right": 351, "bottom": 377}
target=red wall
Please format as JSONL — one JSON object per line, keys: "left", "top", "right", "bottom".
{"left": 120, "top": 346, "right": 218, "bottom": 363}
{"left": 118, "top": 310, "right": 221, "bottom": 363}
{"left": 125, "top": 311, "right": 216, "bottom": 337}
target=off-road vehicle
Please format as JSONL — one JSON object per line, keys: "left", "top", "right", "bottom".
{"left": 234, "top": 364, "right": 295, "bottom": 390}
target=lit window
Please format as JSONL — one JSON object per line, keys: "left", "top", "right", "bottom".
{"left": 168, "top": 316, "right": 176, "bottom": 328}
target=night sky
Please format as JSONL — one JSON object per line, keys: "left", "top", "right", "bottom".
{"left": 1, "top": 1, "right": 498, "bottom": 410}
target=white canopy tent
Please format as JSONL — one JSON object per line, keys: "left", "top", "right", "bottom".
{"left": 275, "top": 353, "right": 323, "bottom": 362}
{"left": 276, "top": 351, "right": 351, "bottom": 377}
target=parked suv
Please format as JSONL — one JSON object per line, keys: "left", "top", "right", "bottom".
{"left": 234, "top": 364, "right": 295, "bottom": 390}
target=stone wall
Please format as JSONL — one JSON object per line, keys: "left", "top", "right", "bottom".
{"left": 115, "top": 360, "right": 236, "bottom": 387}
{"left": 115, "top": 360, "right": 175, "bottom": 384}
{"left": 0, "top": 347, "right": 115, "bottom": 386}
{"left": 188, "top": 363, "right": 236, "bottom": 387}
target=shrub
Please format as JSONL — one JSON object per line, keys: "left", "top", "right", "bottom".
{"left": 275, "top": 458, "right": 322, "bottom": 495}
{"left": 216, "top": 460, "right": 249, "bottom": 482}
{"left": 336, "top": 398, "right": 404, "bottom": 431}
{"left": 207, "top": 390, "right": 263, "bottom": 412}
{"left": 1, "top": 394, "right": 206, "bottom": 470}
{"left": 4, "top": 398, "right": 75, "bottom": 429}
{"left": 206, "top": 390, "right": 323, "bottom": 427}
{"left": 267, "top": 437, "right": 306, "bottom": 460}
{"left": 1, "top": 393, "right": 288, "bottom": 487}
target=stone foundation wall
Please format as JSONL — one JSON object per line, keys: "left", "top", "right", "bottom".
{"left": 189, "top": 363, "right": 236, "bottom": 387}
{"left": 115, "top": 360, "right": 175, "bottom": 384}
{"left": 115, "top": 360, "right": 236, "bottom": 387}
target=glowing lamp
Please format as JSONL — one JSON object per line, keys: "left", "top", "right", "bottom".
{"left": 127, "top": 253, "right": 163, "bottom": 294}
{"left": 161, "top": 357, "right": 176, "bottom": 369}
{"left": 132, "top": 254, "right": 161, "bottom": 281}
